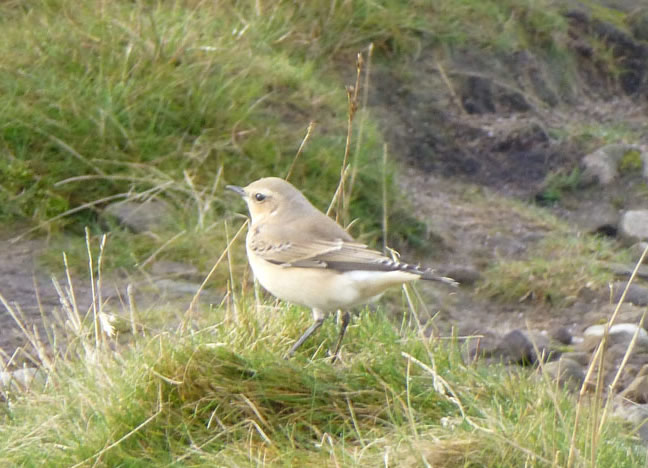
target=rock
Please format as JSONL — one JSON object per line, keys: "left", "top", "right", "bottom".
{"left": 613, "top": 400, "right": 648, "bottom": 443}
{"left": 467, "top": 330, "right": 500, "bottom": 360}
{"left": 620, "top": 365, "right": 648, "bottom": 404}
{"left": 619, "top": 210, "right": 648, "bottom": 244}
{"left": 581, "top": 144, "right": 641, "bottom": 185}
{"left": 103, "top": 199, "right": 174, "bottom": 233}
{"left": 611, "top": 282, "right": 648, "bottom": 307}
{"left": 609, "top": 262, "right": 648, "bottom": 280}
{"left": 543, "top": 358, "right": 586, "bottom": 391}
{"left": 561, "top": 351, "right": 591, "bottom": 367}
{"left": 551, "top": 326, "right": 573, "bottom": 345}
{"left": 570, "top": 202, "right": 619, "bottom": 236}
{"left": 584, "top": 323, "right": 648, "bottom": 347}
{"left": 0, "top": 367, "right": 46, "bottom": 392}
{"left": 576, "top": 285, "right": 599, "bottom": 302}
{"left": 494, "top": 329, "right": 537, "bottom": 365}
{"left": 151, "top": 279, "right": 222, "bottom": 304}
{"left": 630, "top": 242, "right": 648, "bottom": 264}
{"left": 150, "top": 261, "right": 199, "bottom": 279}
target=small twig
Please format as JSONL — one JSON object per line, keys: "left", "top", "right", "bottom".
{"left": 328, "top": 52, "right": 363, "bottom": 223}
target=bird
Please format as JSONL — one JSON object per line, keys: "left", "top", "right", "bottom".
{"left": 227, "top": 177, "right": 457, "bottom": 361}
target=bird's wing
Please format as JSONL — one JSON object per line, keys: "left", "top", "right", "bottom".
{"left": 251, "top": 237, "right": 416, "bottom": 272}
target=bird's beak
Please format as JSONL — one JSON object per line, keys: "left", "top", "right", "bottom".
{"left": 226, "top": 185, "right": 246, "bottom": 198}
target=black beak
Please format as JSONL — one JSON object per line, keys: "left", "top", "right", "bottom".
{"left": 226, "top": 185, "right": 246, "bottom": 197}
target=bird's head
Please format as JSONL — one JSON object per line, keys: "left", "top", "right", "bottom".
{"left": 227, "top": 177, "right": 312, "bottom": 223}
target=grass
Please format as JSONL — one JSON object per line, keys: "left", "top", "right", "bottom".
{"left": 1, "top": 0, "right": 646, "bottom": 466}
{"left": 0, "top": 0, "right": 575, "bottom": 270}
{"left": 479, "top": 231, "right": 628, "bottom": 306}
{"left": 1, "top": 293, "right": 645, "bottom": 467}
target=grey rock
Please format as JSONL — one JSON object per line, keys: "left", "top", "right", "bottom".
{"left": 611, "top": 281, "right": 648, "bottom": 306}
{"left": 467, "top": 330, "right": 500, "bottom": 360}
{"left": 630, "top": 242, "right": 648, "bottom": 264}
{"left": 584, "top": 323, "right": 648, "bottom": 347}
{"left": 103, "top": 199, "right": 174, "bottom": 233}
{"left": 581, "top": 144, "right": 639, "bottom": 185}
{"left": 152, "top": 279, "right": 222, "bottom": 305}
{"left": 0, "top": 367, "right": 46, "bottom": 392}
{"left": 551, "top": 326, "right": 573, "bottom": 345}
{"left": 150, "top": 261, "right": 199, "bottom": 279}
{"left": 619, "top": 210, "right": 648, "bottom": 244}
{"left": 494, "top": 329, "right": 536, "bottom": 365}
{"left": 613, "top": 400, "right": 648, "bottom": 443}
{"left": 620, "top": 365, "right": 648, "bottom": 404}
{"left": 543, "top": 358, "right": 586, "bottom": 391}
{"left": 609, "top": 262, "right": 648, "bottom": 280}
{"left": 571, "top": 202, "right": 619, "bottom": 236}
{"left": 561, "top": 352, "right": 592, "bottom": 367}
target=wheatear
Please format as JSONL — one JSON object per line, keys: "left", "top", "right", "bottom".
{"left": 227, "top": 177, "right": 456, "bottom": 361}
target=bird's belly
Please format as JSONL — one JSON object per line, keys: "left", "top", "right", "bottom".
{"left": 249, "top": 257, "right": 419, "bottom": 311}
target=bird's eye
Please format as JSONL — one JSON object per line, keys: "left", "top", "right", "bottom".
{"left": 254, "top": 193, "right": 266, "bottom": 202}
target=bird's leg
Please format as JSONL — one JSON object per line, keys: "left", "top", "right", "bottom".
{"left": 330, "top": 310, "right": 351, "bottom": 363}
{"left": 288, "top": 308, "right": 326, "bottom": 357}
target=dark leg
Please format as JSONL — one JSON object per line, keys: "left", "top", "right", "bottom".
{"left": 330, "top": 311, "right": 351, "bottom": 363}
{"left": 288, "top": 313, "right": 325, "bottom": 357}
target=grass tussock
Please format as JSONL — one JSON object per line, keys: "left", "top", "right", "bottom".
{"left": 0, "top": 299, "right": 645, "bottom": 466}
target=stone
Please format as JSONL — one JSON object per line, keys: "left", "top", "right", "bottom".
{"left": 561, "top": 351, "right": 591, "bottom": 367}
{"left": 0, "top": 367, "right": 46, "bottom": 392}
{"left": 611, "top": 282, "right": 648, "bottom": 307}
{"left": 543, "top": 358, "right": 586, "bottom": 391}
{"left": 584, "top": 323, "right": 648, "bottom": 347}
{"left": 619, "top": 210, "right": 648, "bottom": 245}
{"left": 613, "top": 400, "right": 648, "bottom": 443}
{"left": 570, "top": 202, "right": 619, "bottom": 236}
{"left": 467, "top": 330, "right": 500, "bottom": 360}
{"left": 551, "top": 326, "right": 573, "bottom": 345}
{"left": 103, "top": 199, "right": 174, "bottom": 233}
{"left": 581, "top": 144, "right": 639, "bottom": 185}
{"left": 620, "top": 366, "right": 648, "bottom": 405}
{"left": 494, "top": 329, "right": 536, "bottom": 365}
{"left": 150, "top": 261, "right": 199, "bottom": 279}
{"left": 630, "top": 242, "right": 648, "bottom": 264}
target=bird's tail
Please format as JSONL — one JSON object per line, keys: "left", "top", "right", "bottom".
{"left": 420, "top": 269, "right": 459, "bottom": 287}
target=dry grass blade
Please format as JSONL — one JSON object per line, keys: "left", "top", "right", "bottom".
{"left": 285, "top": 121, "right": 316, "bottom": 182}
{"left": 327, "top": 51, "right": 363, "bottom": 223}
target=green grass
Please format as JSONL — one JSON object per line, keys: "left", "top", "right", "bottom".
{"left": 0, "top": 1, "right": 644, "bottom": 465}
{"left": 479, "top": 231, "right": 627, "bottom": 305}
{"left": 0, "top": 298, "right": 645, "bottom": 467}
{"left": 0, "top": 300, "right": 644, "bottom": 467}
{"left": 0, "top": 0, "right": 573, "bottom": 266}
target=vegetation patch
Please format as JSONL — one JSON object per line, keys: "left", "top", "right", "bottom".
{"left": 0, "top": 304, "right": 643, "bottom": 466}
